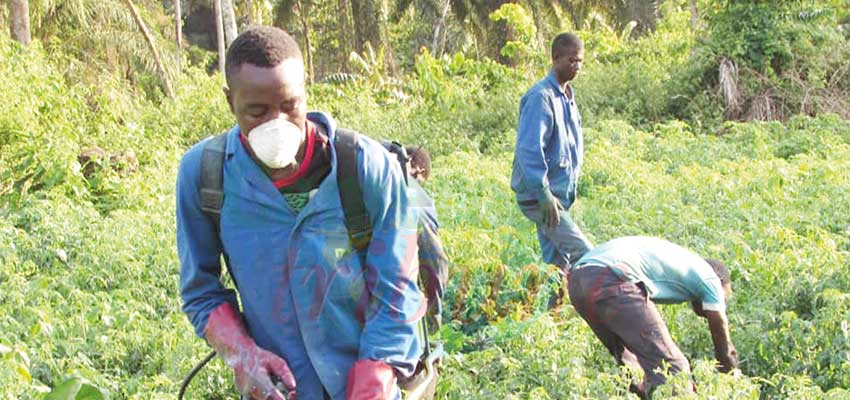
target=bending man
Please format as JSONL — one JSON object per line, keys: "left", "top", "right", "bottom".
{"left": 568, "top": 236, "right": 739, "bottom": 398}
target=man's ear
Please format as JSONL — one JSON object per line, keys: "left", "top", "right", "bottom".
{"left": 224, "top": 86, "right": 235, "bottom": 114}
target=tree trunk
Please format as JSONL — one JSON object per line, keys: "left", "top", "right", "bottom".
{"left": 615, "top": 0, "right": 658, "bottom": 33}
{"left": 379, "top": 10, "right": 399, "bottom": 76}
{"left": 350, "top": 0, "right": 398, "bottom": 75}
{"left": 214, "top": 0, "right": 226, "bottom": 76}
{"left": 349, "top": 0, "right": 382, "bottom": 54}
{"left": 8, "top": 0, "right": 31, "bottom": 46}
{"left": 123, "top": 0, "right": 174, "bottom": 98}
{"left": 295, "top": 0, "right": 314, "bottom": 83}
{"left": 430, "top": 0, "right": 450, "bottom": 55}
{"left": 338, "top": 0, "right": 353, "bottom": 66}
{"left": 526, "top": 0, "right": 545, "bottom": 53}
{"left": 563, "top": 2, "right": 589, "bottom": 31}
{"left": 689, "top": 0, "right": 699, "bottom": 29}
{"left": 222, "top": 0, "right": 238, "bottom": 46}
{"left": 245, "top": 0, "right": 255, "bottom": 25}
{"left": 175, "top": 0, "right": 182, "bottom": 70}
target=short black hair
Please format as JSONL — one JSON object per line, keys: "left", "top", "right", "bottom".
{"left": 705, "top": 258, "right": 731, "bottom": 285}
{"left": 225, "top": 26, "right": 302, "bottom": 88}
{"left": 551, "top": 32, "right": 583, "bottom": 60}
{"left": 406, "top": 146, "right": 431, "bottom": 181}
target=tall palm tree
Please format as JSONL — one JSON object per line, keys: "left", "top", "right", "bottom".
{"left": 122, "top": 0, "right": 174, "bottom": 97}
{"left": 337, "top": 0, "right": 353, "bottom": 64}
{"left": 391, "top": 0, "right": 452, "bottom": 54}
{"left": 350, "top": 0, "right": 399, "bottom": 73}
{"left": 27, "top": 0, "right": 179, "bottom": 94}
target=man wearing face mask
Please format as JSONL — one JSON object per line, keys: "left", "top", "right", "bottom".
{"left": 511, "top": 32, "right": 592, "bottom": 307}
{"left": 176, "top": 26, "right": 422, "bottom": 400}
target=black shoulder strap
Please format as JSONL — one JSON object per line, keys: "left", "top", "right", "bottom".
{"left": 199, "top": 133, "right": 234, "bottom": 279}
{"left": 200, "top": 134, "right": 227, "bottom": 231}
{"left": 336, "top": 130, "right": 435, "bottom": 359}
{"left": 382, "top": 140, "right": 409, "bottom": 184}
{"left": 334, "top": 128, "right": 373, "bottom": 253}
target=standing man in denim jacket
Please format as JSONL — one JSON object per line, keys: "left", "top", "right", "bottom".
{"left": 177, "top": 26, "right": 422, "bottom": 400}
{"left": 511, "top": 32, "right": 593, "bottom": 305}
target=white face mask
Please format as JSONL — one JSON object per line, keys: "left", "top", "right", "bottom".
{"left": 246, "top": 118, "right": 303, "bottom": 169}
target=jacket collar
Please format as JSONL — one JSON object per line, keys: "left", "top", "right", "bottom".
{"left": 545, "top": 71, "right": 573, "bottom": 97}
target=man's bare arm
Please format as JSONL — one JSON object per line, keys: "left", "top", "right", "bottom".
{"left": 705, "top": 310, "right": 739, "bottom": 372}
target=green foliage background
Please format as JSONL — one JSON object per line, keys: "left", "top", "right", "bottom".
{"left": 2, "top": 0, "right": 850, "bottom": 399}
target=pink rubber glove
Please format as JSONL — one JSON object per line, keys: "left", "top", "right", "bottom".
{"left": 345, "top": 359, "right": 396, "bottom": 400}
{"left": 205, "top": 302, "right": 297, "bottom": 400}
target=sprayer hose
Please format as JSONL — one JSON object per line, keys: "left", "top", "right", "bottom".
{"left": 178, "top": 350, "right": 217, "bottom": 400}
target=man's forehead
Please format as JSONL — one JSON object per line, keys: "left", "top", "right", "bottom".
{"left": 555, "top": 44, "right": 583, "bottom": 59}
{"left": 231, "top": 58, "right": 305, "bottom": 87}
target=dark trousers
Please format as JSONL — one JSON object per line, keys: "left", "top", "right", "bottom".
{"left": 567, "top": 266, "right": 691, "bottom": 396}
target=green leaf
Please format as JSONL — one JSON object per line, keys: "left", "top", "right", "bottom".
{"left": 16, "top": 363, "right": 32, "bottom": 383}
{"left": 44, "top": 377, "right": 108, "bottom": 400}
{"left": 75, "top": 384, "right": 108, "bottom": 400}
{"left": 44, "top": 378, "right": 83, "bottom": 400}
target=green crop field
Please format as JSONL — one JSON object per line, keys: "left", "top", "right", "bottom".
{"left": 431, "top": 117, "right": 850, "bottom": 399}
{"left": 2, "top": 2, "right": 850, "bottom": 398}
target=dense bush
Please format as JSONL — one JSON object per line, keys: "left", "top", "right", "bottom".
{"left": 574, "top": 2, "right": 697, "bottom": 126}
{"left": 674, "top": 0, "right": 850, "bottom": 122}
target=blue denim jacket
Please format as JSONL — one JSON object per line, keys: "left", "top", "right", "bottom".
{"left": 176, "top": 112, "right": 423, "bottom": 399}
{"left": 511, "top": 72, "right": 584, "bottom": 208}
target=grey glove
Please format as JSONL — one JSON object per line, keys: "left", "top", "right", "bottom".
{"left": 537, "top": 189, "right": 563, "bottom": 229}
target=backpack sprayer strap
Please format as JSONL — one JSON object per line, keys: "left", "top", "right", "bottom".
{"left": 199, "top": 134, "right": 227, "bottom": 227}
{"left": 335, "top": 129, "right": 373, "bottom": 253}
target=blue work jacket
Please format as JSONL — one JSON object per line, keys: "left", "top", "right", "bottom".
{"left": 510, "top": 71, "right": 584, "bottom": 208}
{"left": 177, "top": 112, "right": 423, "bottom": 399}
